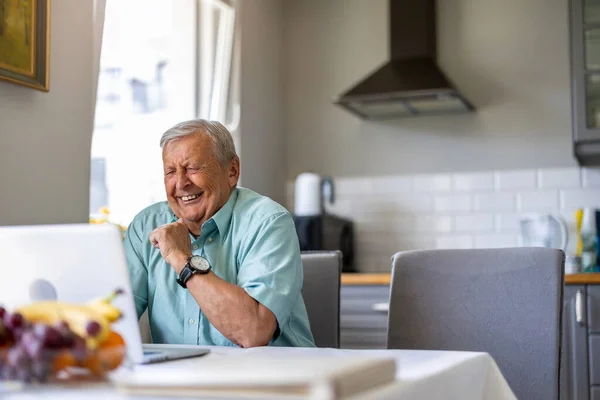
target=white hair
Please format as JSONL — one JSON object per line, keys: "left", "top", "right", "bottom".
{"left": 159, "top": 119, "right": 238, "bottom": 165}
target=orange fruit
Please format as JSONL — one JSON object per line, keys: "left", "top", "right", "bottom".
{"left": 52, "top": 350, "right": 77, "bottom": 373}
{"left": 84, "top": 331, "right": 126, "bottom": 375}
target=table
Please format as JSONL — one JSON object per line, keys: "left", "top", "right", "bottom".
{"left": 0, "top": 346, "right": 516, "bottom": 400}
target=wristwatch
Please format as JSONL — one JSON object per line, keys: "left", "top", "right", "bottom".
{"left": 176, "top": 255, "right": 212, "bottom": 288}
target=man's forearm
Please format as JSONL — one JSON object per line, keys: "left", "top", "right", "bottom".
{"left": 185, "top": 272, "right": 277, "bottom": 348}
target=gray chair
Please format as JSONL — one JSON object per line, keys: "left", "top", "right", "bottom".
{"left": 139, "top": 309, "right": 152, "bottom": 344}
{"left": 387, "top": 247, "right": 564, "bottom": 400}
{"left": 301, "top": 251, "right": 342, "bottom": 348}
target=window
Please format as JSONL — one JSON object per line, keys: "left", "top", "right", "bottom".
{"left": 90, "top": 0, "right": 238, "bottom": 226}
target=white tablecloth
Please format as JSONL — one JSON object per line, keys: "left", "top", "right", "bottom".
{"left": 0, "top": 346, "right": 516, "bottom": 400}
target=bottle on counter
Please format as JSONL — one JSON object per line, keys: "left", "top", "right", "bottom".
{"left": 581, "top": 207, "right": 598, "bottom": 272}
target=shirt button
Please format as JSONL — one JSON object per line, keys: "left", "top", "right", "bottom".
{"left": 208, "top": 237, "right": 213, "bottom": 242}
{"left": 189, "top": 319, "right": 195, "bottom": 325}
{"left": 192, "top": 245, "right": 198, "bottom": 250}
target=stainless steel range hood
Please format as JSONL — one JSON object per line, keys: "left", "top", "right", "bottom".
{"left": 333, "top": 0, "right": 474, "bottom": 120}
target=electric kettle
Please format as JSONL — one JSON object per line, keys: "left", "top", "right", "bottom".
{"left": 519, "top": 214, "right": 568, "bottom": 251}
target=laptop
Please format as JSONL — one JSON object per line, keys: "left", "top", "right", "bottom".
{"left": 0, "top": 223, "right": 210, "bottom": 365}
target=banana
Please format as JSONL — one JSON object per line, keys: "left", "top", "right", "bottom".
{"left": 85, "top": 289, "right": 123, "bottom": 323}
{"left": 16, "top": 302, "right": 111, "bottom": 349}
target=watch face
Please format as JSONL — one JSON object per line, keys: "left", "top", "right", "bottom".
{"left": 189, "top": 255, "right": 210, "bottom": 272}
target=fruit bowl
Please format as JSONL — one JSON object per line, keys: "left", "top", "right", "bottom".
{"left": 0, "top": 321, "right": 127, "bottom": 383}
{"left": 0, "top": 290, "right": 127, "bottom": 383}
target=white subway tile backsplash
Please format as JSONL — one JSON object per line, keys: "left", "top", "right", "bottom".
{"left": 495, "top": 214, "right": 522, "bottom": 233}
{"left": 435, "top": 236, "right": 473, "bottom": 249}
{"left": 474, "top": 234, "right": 518, "bottom": 249}
{"left": 413, "top": 174, "right": 452, "bottom": 192}
{"left": 582, "top": 167, "right": 600, "bottom": 188}
{"left": 452, "top": 172, "right": 495, "bottom": 192}
{"left": 560, "top": 189, "right": 600, "bottom": 209}
{"left": 434, "top": 195, "right": 472, "bottom": 212}
{"left": 371, "top": 176, "right": 412, "bottom": 194}
{"left": 454, "top": 214, "right": 494, "bottom": 232}
{"left": 495, "top": 170, "right": 537, "bottom": 190}
{"left": 335, "top": 177, "right": 374, "bottom": 195}
{"left": 538, "top": 168, "right": 581, "bottom": 189}
{"left": 305, "top": 167, "right": 600, "bottom": 272}
{"left": 325, "top": 198, "right": 352, "bottom": 216}
{"left": 516, "top": 191, "right": 559, "bottom": 212}
{"left": 395, "top": 236, "right": 436, "bottom": 250}
{"left": 396, "top": 194, "right": 435, "bottom": 213}
{"left": 413, "top": 216, "right": 452, "bottom": 233}
{"left": 474, "top": 193, "right": 515, "bottom": 212}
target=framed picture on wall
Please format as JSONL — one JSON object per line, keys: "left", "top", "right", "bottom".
{"left": 0, "top": 0, "right": 49, "bottom": 92}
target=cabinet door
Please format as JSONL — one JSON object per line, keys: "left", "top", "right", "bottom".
{"left": 340, "top": 285, "right": 389, "bottom": 349}
{"left": 571, "top": 0, "right": 600, "bottom": 145}
{"left": 561, "top": 285, "right": 589, "bottom": 400}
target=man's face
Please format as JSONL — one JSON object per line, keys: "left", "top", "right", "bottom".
{"left": 162, "top": 133, "right": 239, "bottom": 232}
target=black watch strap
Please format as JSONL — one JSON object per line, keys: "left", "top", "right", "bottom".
{"left": 176, "top": 263, "right": 195, "bottom": 288}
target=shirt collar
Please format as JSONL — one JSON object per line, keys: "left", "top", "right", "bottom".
{"left": 209, "top": 187, "right": 238, "bottom": 243}
{"left": 171, "top": 187, "right": 238, "bottom": 244}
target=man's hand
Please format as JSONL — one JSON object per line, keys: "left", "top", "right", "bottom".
{"left": 149, "top": 219, "right": 192, "bottom": 273}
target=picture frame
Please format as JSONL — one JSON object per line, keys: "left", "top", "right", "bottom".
{"left": 0, "top": 0, "right": 50, "bottom": 92}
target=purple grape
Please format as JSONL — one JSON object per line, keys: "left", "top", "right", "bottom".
{"left": 72, "top": 336, "right": 87, "bottom": 362}
{"left": 33, "top": 323, "right": 49, "bottom": 341}
{"left": 11, "top": 327, "right": 25, "bottom": 342}
{"left": 33, "top": 324, "right": 61, "bottom": 348}
{"left": 15, "top": 367, "right": 32, "bottom": 383}
{"left": 30, "top": 360, "right": 50, "bottom": 382}
{"left": 0, "top": 306, "right": 6, "bottom": 320}
{"left": 54, "top": 321, "right": 74, "bottom": 347}
{"left": 7, "top": 346, "right": 28, "bottom": 368}
{"left": 6, "top": 313, "right": 24, "bottom": 330}
{"left": 0, "top": 322, "right": 7, "bottom": 346}
{"left": 21, "top": 331, "right": 43, "bottom": 359}
{"left": 0, "top": 364, "right": 16, "bottom": 380}
{"left": 54, "top": 320, "right": 69, "bottom": 331}
{"left": 86, "top": 321, "right": 101, "bottom": 337}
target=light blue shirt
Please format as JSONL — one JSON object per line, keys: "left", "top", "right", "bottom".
{"left": 124, "top": 187, "right": 315, "bottom": 347}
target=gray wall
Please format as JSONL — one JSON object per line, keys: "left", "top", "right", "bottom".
{"left": 0, "top": 0, "right": 96, "bottom": 226}
{"left": 283, "top": 0, "right": 576, "bottom": 179}
{"left": 238, "top": 0, "right": 285, "bottom": 205}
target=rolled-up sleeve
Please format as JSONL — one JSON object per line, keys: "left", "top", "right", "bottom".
{"left": 237, "top": 212, "right": 303, "bottom": 335}
{"left": 124, "top": 222, "right": 149, "bottom": 319}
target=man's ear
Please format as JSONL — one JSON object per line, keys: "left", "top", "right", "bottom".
{"left": 228, "top": 156, "right": 240, "bottom": 188}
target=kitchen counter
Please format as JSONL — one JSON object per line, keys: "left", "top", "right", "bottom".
{"left": 341, "top": 272, "right": 600, "bottom": 285}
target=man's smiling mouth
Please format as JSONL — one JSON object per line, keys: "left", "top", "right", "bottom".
{"left": 180, "top": 192, "right": 203, "bottom": 202}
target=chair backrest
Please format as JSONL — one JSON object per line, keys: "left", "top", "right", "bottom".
{"left": 301, "top": 251, "right": 342, "bottom": 348}
{"left": 387, "top": 247, "right": 564, "bottom": 400}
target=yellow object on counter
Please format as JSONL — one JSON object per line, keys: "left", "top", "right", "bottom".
{"left": 576, "top": 208, "right": 584, "bottom": 257}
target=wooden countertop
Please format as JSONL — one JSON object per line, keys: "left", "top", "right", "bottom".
{"left": 341, "top": 272, "right": 600, "bottom": 285}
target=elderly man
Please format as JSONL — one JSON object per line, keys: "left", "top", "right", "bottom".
{"left": 124, "top": 119, "right": 315, "bottom": 348}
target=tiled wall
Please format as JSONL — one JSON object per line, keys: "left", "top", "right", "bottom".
{"left": 285, "top": 167, "right": 600, "bottom": 273}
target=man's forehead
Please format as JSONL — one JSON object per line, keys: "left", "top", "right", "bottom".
{"left": 163, "top": 135, "right": 214, "bottom": 157}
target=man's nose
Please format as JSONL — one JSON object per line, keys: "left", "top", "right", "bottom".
{"left": 175, "top": 170, "right": 190, "bottom": 190}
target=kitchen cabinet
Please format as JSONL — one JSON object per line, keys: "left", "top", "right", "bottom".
{"left": 340, "top": 285, "right": 389, "bottom": 349}
{"left": 570, "top": 0, "right": 600, "bottom": 164}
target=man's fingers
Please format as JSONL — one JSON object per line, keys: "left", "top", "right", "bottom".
{"left": 149, "top": 231, "right": 160, "bottom": 248}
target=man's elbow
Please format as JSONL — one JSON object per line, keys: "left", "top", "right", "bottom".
{"left": 238, "top": 332, "right": 271, "bottom": 348}
{"left": 237, "top": 314, "right": 277, "bottom": 348}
